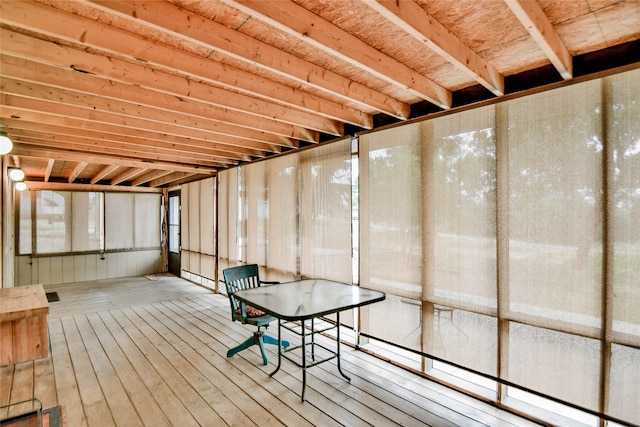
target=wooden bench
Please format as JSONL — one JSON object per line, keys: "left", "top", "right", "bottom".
{"left": 0, "top": 284, "right": 49, "bottom": 366}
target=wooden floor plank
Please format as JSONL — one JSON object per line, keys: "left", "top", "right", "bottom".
{"left": 182, "top": 294, "right": 423, "bottom": 427}
{"left": 85, "top": 311, "right": 171, "bottom": 427}
{"left": 60, "top": 316, "right": 115, "bottom": 427}
{"left": 138, "top": 302, "right": 295, "bottom": 427}
{"left": 4, "top": 360, "right": 33, "bottom": 418}
{"left": 98, "top": 310, "right": 199, "bottom": 427}
{"left": 114, "top": 305, "right": 246, "bottom": 426}
{"left": 1, "top": 275, "right": 541, "bottom": 426}
{"left": 74, "top": 314, "right": 144, "bottom": 427}
{"left": 49, "top": 318, "right": 88, "bottom": 427}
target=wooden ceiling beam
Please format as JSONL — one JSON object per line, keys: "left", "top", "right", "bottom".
{"left": 0, "top": 78, "right": 291, "bottom": 156}
{"left": 91, "top": 164, "right": 120, "bottom": 185}
{"left": 14, "top": 138, "right": 228, "bottom": 169}
{"left": 110, "top": 168, "right": 147, "bottom": 186}
{"left": 0, "top": 95, "right": 284, "bottom": 159}
{"left": 44, "top": 159, "right": 55, "bottom": 183}
{"left": 224, "top": 0, "right": 451, "bottom": 109}
{"left": 0, "top": 29, "right": 341, "bottom": 137}
{"left": 131, "top": 169, "right": 174, "bottom": 187}
{"left": 366, "top": 0, "right": 504, "bottom": 96}
{"left": 26, "top": 181, "right": 163, "bottom": 193}
{"left": 0, "top": 54, "right": 312, "bottom": 147}
{"left": 85, "top": 0, "right": 409, "bottom": 120}
{"left": 0, "top": 56, "right": 316, "bottom": 146}
{"left": 0, "top": 104, "right": 280, "bottom": 156}
{"left": 148, "top": 172, "right": 195, "bottom": 188}
{"left": 68, "top": 162, "right": 88, "bottom": 183}
{"left": 504, "top": 0, "right": 573, "bottom": 79}
{"left": 4, "top": 120, "right": 254, "bottom": 163}
{"left": 10, "top": 147, "right": 216, "bottom": 175}
{"left": 1, "top": 0, "right": 373, "bottom": 129}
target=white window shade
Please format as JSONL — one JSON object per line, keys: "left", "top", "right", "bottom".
{"left": 106, "top": 193, "right": 134, "bottom": 250}
{"left": 134, "top": 193, "right": 161, "bottom": 249}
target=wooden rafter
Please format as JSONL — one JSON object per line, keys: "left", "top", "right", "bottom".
{"left": 86, "top": 0, "right": 410, "bottom": 120}
{"left": 366, "top": 0, "right": 504, "bottom": 96}
{"left": 224, "top": 0, "right": 452, "bottom": 109}
{"left": 504, "top": 0, "right": 573, "bottom": 79}
{"left": 91, "top": 165, "right": 119, "bottom": 185}
{"left": 68, "top": 162, "right": 88, "bottom": 183}
{"left": 0, "top": 29, "right": 340, "bottom": 137}
{"left": 1, "top": 0, "right": 373, "bottom": 130}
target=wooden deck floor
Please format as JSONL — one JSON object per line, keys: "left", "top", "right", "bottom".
{"left": 1, "top": 275, "right": 539, "bottom": 426}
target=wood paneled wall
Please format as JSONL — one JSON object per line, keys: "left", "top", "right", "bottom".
{"left": 14, "top": 250, "right": 161, "bottom": 286}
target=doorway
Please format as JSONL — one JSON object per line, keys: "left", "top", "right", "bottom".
{"left": 168, "top": 190, "right": 181, "bottom": 275}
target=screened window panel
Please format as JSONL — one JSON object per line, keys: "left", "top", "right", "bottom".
{"left": 429, "top": 107, "right": 497, "bottom": 313}
{"left": 360, "top": 125, "right": 422, "bottom": 299}
{"left": 299, "top": 138, "right": 352, "bottom": 282}
{"left": 200, "top": 178, "right": 215, "bottom": 256}
{"left": 218, "top": 168, "right": 238, "bottom": 273}
{"left": 242, "top": 162, "right": 268, "bottom": 266}
{"left": 169, "top": 195, "right": 180, "bottom": 253}
{"left": 507, "top": 322, "right": 601, "bottom": 410}
{"left": 360, "top": 294, "right": 422, "bottom": 350}
{"left": 608, "top": 344, "right": 640, "bottom": 422}
{"left": 106, "top": 193, "right": 134, "bottom": 250}
{"left": 72, "top": 192, "right": 103, "bottom": 252}
{"left": 134, "top": 194, "right": 160, "bottom": 249}
{"left": 267, "top": 154, "right": 299, "bottom": 279}
{"left": 426, "top": 308, "right": 497, "bottom": 376}
{"left": 218, "top": 171, "right": 229, "bottom": 270}
{"left": 181, "top": 182, "right": 191, "bottom": 251}
{"left": 35, "top": 191, "right": 71, "bottom": 254}
{"left": 18, "top": 191, "right": 31, "bottom": 255}
{"left": 608, "top": 69, "right": 640, "bottom": 344}
{"left": 506, "top": 80, "right": 603, "bottom": 334}
{"left": 188, "top": 181, "right": 201, "bottom": 253}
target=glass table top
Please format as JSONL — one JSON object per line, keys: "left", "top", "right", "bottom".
{"left": 233, "top": 279, "right": 386, "bottom": 321}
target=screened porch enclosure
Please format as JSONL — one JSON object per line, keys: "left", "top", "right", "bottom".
{"left": 212, "top": 67, "right": 640, "bottom": 426}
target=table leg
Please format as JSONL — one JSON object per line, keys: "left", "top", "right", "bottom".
{"left": 301, "top": 318, "right": 308, "bottom": 401}
{"left": 336, "top": 312, "right": 351, "bottom": 382}
{"left": 269, "top": 319, "right": 283, "bottom": 377}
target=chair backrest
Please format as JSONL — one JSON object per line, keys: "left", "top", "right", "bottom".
{"left": 223, "top": 264, "right": 261, "bottom": 320}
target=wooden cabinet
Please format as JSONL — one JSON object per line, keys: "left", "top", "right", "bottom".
{"left": 0, "top": 284, "right": 49, "bottom": 365}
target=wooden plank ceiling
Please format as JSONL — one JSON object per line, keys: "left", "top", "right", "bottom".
{"left": 1, "top": 0, "right": 639, "bottom": 190}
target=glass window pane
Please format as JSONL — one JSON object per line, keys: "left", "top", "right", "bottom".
{"left": 71, "top": 192, "right": 103, "bottom": 252}
{"left": 506, "top": 80, "right": 603, "bottom": 333}
{"left": 609, "top": 69, "right": 640, "bottom": 341}
{"left": 134, "top": 193, "right": 160, "bottom": 249}
{"left": 35, "top": 190, "right": 70, "bottom": 254}
{"left": 426, "top": 307, "right": 497, "bottom": 376}
{"left": 360, "top": 124, "right": 422, "bottom": 299}
{"left": 105, "top": 193, "right": 134, "bottom": 250}
{"left": 609, "top": 344, "right": 640, "bottom": 421}
{"left": 299, "top": 138, "right": 352, "bottom": 282}
{"left": 430, "top": 106, "right": 497, "bottom": 313}
{"left": 508, "top": 323, "right": 600, "bottom": 409}
{"left": 18, "top": 191, "right": 32, "bottom": 255}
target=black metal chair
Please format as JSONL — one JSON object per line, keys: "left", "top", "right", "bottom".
{"left": 223, "top": 264, "right": 289, "bottom": 365}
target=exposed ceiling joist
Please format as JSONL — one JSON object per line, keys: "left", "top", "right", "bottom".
{"left": 504, "top": 0, "right": 573, "bottom": 79}
{"left": 224, "top": 0, "right": 452, "bottom": 109}
{"left": 0, "top": 0, "right": 637, "bottom": 189}
{"left": 365, "top": 0, "right": 504, "bottom": 95}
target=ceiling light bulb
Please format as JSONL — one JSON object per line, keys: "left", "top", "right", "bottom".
{"left": 15, "top": 182, "right": 27, "bottom": 191}
{"left": 0, "top": 132, "right": 13, "bottom": 155}
{"left": 9, "top": 168, "right": 25, "bottom": 181}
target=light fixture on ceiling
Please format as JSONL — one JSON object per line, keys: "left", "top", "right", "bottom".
{"left": 0, "top": 131, "right": 13, "bottom": 155}
{"left": 15, "top": 182, "right": 27, "bottom": 192}
{"left": 9, "top": 168, "right": 25, "bottom": 181}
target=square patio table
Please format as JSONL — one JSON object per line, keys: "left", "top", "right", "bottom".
{"left": 233, "top": 279, "right": 385, "bottom": 401}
